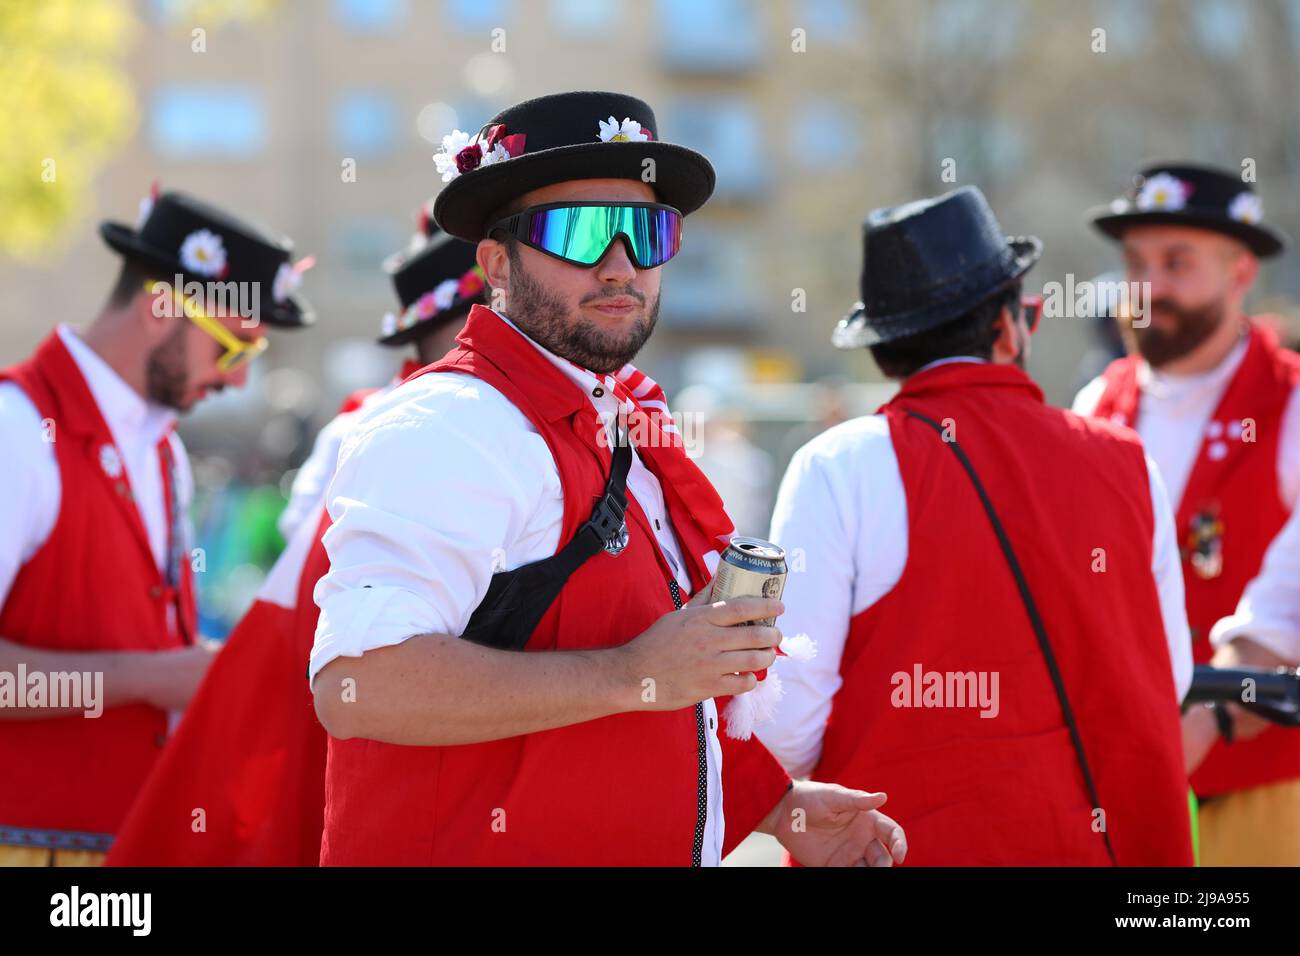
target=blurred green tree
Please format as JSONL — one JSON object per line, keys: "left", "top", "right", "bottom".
{"left": 0, "top": 0, "right": 137, "bottom": 260}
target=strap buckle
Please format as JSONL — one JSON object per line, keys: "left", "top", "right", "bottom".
{"left": 589, "top": 492, "right": 627, "bottom": 540}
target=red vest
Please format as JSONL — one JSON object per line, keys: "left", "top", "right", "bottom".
{"left": 320, "top": 306, "right": 790, "bottom": 865}
{"left": 813, "top": 363, "right": 1192, "bottom": 865}
{"left": 1091, "top": 322, "right": 1300, "bottom": 798}
{"left": 0, "top": 331, "right": 195, "bottom": 838}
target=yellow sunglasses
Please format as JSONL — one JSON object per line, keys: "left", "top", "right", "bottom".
{"left": 145, "top": 280, "right": 268, "bottom": 372}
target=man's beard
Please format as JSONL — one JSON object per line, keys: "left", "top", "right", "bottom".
{"left": 145, "top": 322, "right": 193, "bottom": 411}
{"left": 1132, "top": 295, "right": 1226, "bottom": 368}
{"left": 505, "top": 243, "right": 660, "bottom": 374}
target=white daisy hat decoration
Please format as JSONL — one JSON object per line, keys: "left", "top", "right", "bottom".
{"left": 431, "top": 278, "right": 459, "bottom": 311}
{"left": 434, "top": 129, "right": 474, "bottom": 182}
{"left": 381, "top": 312, "right": 399, "bottom": 337}
{"left": 597, "top": 116, "right": 652, "bottom": 143}
{"left": 1228, "top": 191, "right": 1263, "bottom": 225}
{"left": 271, "top": 256, "right": 315, "bottom": 304}
{"left": 179, "top": 228, "right": 228, "bottom": 278}
{"left": 434, "top": 124, "right": 527, "bottom": 182}
{"left": 1135, "top": 172, "right": 1190, "bottom": 212}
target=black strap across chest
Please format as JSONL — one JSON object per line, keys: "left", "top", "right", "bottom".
{"left": 459, "top": 437, "right": 632, "bottom": 651}
{"left": 906, "top": 409, "right": 1119, "bottom": 866}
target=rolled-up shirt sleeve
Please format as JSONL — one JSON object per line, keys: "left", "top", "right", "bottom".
{"left": 309, "top": 375, "right": 560, "bottom": 684}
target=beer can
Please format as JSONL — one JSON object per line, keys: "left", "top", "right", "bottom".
{"left": 708, "top": 536, "right": 787, "bottom": 626}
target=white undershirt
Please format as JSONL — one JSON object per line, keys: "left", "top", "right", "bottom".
{"left": 757, "top": 358, "right": 1192, "bottom": 780}
{"left": 310, "top": 309, "right": 725, "bottom": 864}
{"left": 0, "top": 324, "right": 193, "bottom": 608}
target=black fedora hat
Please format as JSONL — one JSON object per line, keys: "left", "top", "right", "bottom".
{"left": 833, "top": 185, "right": 1042, "bottom": 350}
{"left": 1089, "top": 161, "right": 1288, "bottom": 259}
{"left": 431, "top": 90, "right": 715, "bottom": 242}
{"left": 377, "top": 208, "right": 485, "bottom": 347}
{"left": 100, "top": 189, "right": 315, "bottom": 327}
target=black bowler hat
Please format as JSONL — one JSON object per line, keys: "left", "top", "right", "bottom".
{"left": 100, "top": 189, "right": 314, "bottom": 327}
{"left": 1089, "top": 161, "right": 1288, "bottom": 259}
{"left": 431, "top": 90, "right": 715, "bottom": 242}
{"left": 377, "top": 204, "right": 485, "bottom": 347}
{"left": 833, "top": 186, "right": 1042, "bottom": 350}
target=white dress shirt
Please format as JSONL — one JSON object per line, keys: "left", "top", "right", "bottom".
{"left": 0, "top": 324, "right": 192, "bottom": 608}
{"left": 311, "top": 309, "right": 727, "bottom": 864}
{"left": 1071, "top": 336, "right": 1300, "bottom": 510}
{"left": 758, "top": 358, "right": 1192, "bottom": 780}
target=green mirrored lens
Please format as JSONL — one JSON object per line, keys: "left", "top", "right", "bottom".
{"left": 525, "top": 205, "right": 681, "bottom": 268}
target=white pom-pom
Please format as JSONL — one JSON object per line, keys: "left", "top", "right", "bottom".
{"left": 779, "top": 632, "right": 818, "bottom": 662}
{"left": 722, "top": 670, "right": 784, "bottom": 741}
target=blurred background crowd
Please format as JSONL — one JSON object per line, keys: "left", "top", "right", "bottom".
{"left": 4, "top": 0, "right": 1300, "bottom": 638}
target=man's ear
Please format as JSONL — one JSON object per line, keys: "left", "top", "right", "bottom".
{"left": 990, "top": 304, "right": 1019, "bottom": 363}
{"left": 1229, "top": 249, "right": 1260, "bottom": 301}
{"left": 477, "top": 237, "right": 510, "bottom": 294}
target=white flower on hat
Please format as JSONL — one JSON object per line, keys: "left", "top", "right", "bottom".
{"left": 1228, "top": 191, "right": 1263, "bottom": 224}
{"left": 179, "top": 228, "right": 227, "bottom": 277}
{"left": 478, "top": 142, "right": 512, "bottom": 167}
{"left": 433, "top": 129, "right": 472, "bottom": 182}
{"left": 381, "top": 312, "right": 399, "bottom": 337}
{"left": 432, "top": 278, "right": 459, "bottom": 311}
{"left": 272, "top": 262, "right": 301, "bottom": 304}
{"left": 1135, "top": 172, "right": 1190, "bottom": 212}
{"left": 597, "top": 116, "right": 650, "bottom": 143}
{"left": 136, "top": 194, "right": 155, "bottom": 227}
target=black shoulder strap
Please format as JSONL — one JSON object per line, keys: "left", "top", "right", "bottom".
{"left": 460, "top": 434, "right": 633, "bottom": 651}
{"left": 905, "top": 409, "right": 1119, "bottom": 866}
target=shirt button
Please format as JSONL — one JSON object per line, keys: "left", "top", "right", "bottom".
{"left": 153, "top": 734, "right": 167, "bottom": 748}
{"left": 149, "top": 586, "right": 163, "bottom": 599}
{"left": 654, "top": 519, "right": 661, "bottom": 530}
{"left": 592, "top": 386, "right": 605, "bottom": 398}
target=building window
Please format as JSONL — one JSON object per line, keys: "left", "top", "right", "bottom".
{"left": 930, "top": 0, "right": 1021, "bottom": 60}
{"left": 656, "top": 0, "right": 762, "bottom": 73}
{"left": 150, "top": 87, "right": 266, "bottom": 158}
{"left": 795, "top": 0, "right": 864, "bottom": 43}
{"left": 661, "top": 222, "right": 762, "bottom": 328}
{"left": 927, "top": 114, "right": 1025, "bottom": 187}
{"left": 333, "top": 91, "right": 398, "bottom": 158}
{"left": 790, "top": 99, "right": 862, "bottom": 170}
{"left": 669, "top": 98, "right": 766, "bottom": 199}
{"left": 1191, "top": 0, "right": 1248, "bottom": 58}
{"left": 445, "top": 0, "right": 512, "bottom": 31}
{"left": 333, "top": 0, "right": 408, "bottom": 32}
{"left": 550, "top": 0, "right": 619, "bottom": 34}
{"left": 1093, "top": 0, "right": 1150, "bottom": 55}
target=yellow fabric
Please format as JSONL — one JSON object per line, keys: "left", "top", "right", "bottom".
{"left": 1198, "top": 778, "right": 1300, "bottom": 866}
{"left": 0, "top": 845, "right": 106, "bottom": 867}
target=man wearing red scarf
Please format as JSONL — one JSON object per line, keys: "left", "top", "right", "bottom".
{"left": 1074, "top": 162, "right": 1300, "bottom": 864}
{"left": 309, "top": 91, "right": 907, "bottom": 866}
{"left": 759, "top": 186, "right": 1193, "bottom": 866}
